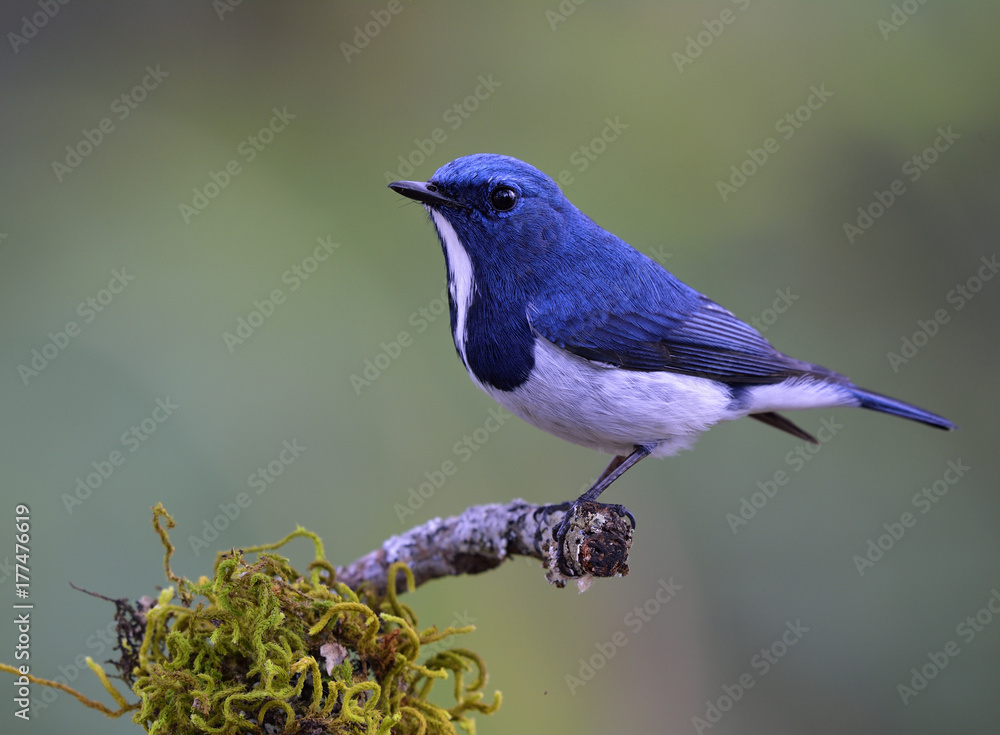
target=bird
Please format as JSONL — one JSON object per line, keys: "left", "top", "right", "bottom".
{"left": 388, "top": 153, "right": 955, "bottom": 526}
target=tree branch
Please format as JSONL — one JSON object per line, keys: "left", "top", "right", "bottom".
{"left": 337, "top": 498, "right": 634, "bottom": 593}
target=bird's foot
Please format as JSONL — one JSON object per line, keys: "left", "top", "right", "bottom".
{"left": 536, "top": 499, "right": 635, "bottom": 583}
{"left": 550, "top": 500, "right": 635, "bottom": 545}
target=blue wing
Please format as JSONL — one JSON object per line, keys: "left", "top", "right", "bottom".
{"left": 526, "top": 249, "right": 841, "bottom": 386}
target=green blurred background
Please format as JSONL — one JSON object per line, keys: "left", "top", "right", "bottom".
{"left": 2, "top": 2, "right": 999, "bottom": 733}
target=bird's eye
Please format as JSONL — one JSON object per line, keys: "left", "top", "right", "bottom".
{"left": 489, "top": 185, "right": 518, "bottom": 212}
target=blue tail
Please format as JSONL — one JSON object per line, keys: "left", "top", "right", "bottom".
{"left": 851, "top": 387, "right": 957, "bottom": 431}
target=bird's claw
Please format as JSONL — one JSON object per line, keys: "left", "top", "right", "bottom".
{"left": 550, "top": 500, "right": 636, "bottom": 546}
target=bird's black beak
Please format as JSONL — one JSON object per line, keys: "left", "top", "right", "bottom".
{"left": 388, "top": 180, "right": 465, "bottom": 209}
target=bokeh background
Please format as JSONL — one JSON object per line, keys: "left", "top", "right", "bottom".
{"left": 2, "top": 2, "right": 999, "bottom": 733}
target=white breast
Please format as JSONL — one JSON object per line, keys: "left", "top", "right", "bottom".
{"left": 475, "top": 336, "right": 741, "bottom": 457}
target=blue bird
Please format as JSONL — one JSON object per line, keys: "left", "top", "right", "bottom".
{"left": 389, "top": 154, "right": 955, "bottom": 523}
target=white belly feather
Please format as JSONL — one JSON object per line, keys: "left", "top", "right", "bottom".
{"left": 474, "top": 337, "right": 739, "bottom": 457}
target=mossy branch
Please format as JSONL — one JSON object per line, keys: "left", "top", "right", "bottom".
{"left": 1, "top": 497, "right": 633, "bottom": 733}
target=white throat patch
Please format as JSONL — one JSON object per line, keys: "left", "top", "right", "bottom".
{"left": 430, "top": 208, "right": 476, "bottom": 364}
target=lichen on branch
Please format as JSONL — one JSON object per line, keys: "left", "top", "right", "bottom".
{"left": 338, "top": 498, "right": 634, "bottom": 594}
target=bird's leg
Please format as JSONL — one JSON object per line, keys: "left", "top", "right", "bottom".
{"left": 544, "top": 444, "right": 651, "bottom": 541}
{"left": 594, "top": 454, "right": 627, "bottom": 483}
{"left": 537, "top": 445, "right": 652, "bottom": 576}
{"left": 578, "top": 446, "right": 651, "bottom": 505}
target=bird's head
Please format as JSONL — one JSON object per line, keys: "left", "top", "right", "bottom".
{"left": 389, "top": 154, "right": 583, "bottom": 274}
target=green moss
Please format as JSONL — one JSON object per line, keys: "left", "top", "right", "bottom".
{"left": 4, "top": 504, "right": 500, "bottom": 735}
